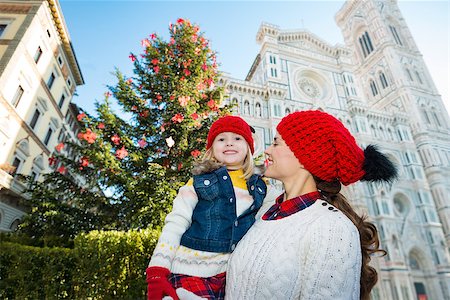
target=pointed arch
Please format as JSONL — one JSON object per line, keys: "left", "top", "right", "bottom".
{"left": 369, "top": 79, "right": 379, "bottom": 96}
{"left": 379, "top": 71, "right": 389, "bottom": 89}
{"left": 357, "top": 30, "right": 375, "bottom": 58}
{"left": 386, "top": 16, "right": 405, "bottom": 46}
{"left": 408, "top": 247, "right": 433, "bottom": 272}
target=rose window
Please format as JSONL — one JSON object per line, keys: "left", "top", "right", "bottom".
{"left": 298, "top": 78, "right": 321, "bottom": 98}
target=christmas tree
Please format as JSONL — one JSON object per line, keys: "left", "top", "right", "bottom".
{"left": 19, "top": 18, "right": 230, "bottom": 244}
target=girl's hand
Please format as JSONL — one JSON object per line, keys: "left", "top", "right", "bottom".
{"left": 146, "top": 267, "right": 179, "bottom": 300}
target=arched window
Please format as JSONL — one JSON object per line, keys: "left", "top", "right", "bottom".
{"left": 409, "top": 255, "right": 420, "bottom": 270}
{"left": 231, "top": 98, "right": 239, "bottom": 114}
{"left": 379, "top": 72, "right": 389, "bottom": 89}
{"left": 255, "top": 102, "right": 262, "bottom": 117}
{"left": 408, "top": 250, "right": 426, "bottom": 271}
{"left": 392, "top": 235, "right": 399, "bottom": 250}
{"left": 269, "top": 55, "right": 276, "bottom": 64}
{"left": 415, "top": 71, "right": 423, "bottom": 84}
{"left": 427, "top": 231, "right": 434, "bottom": 244}
{"left": 285, "top": 108, "right": 291, "bottom": 115}
{"left": 346, "top": 120, "right": 352, "bottom": 132}
{"left": 370, "top": 124, "right": 377, "bottom": 137}
{"left": 405, "top": 68, "right": 414, "bottom": 81}
{"left": 431, "top": 109, "right": 442, "bottom": 127}
{"left": 270, "top": 68, "right": 277, "bottom": 77}
{"left": 389, "top": 25, "right": 403, "bottom": 46}
{"left": 370, "top": 80, "right": 378, "bottom": 96}
{"left": 387, "top": 128, "right": 394, "bottom": 140}
{"left": 358, "top": 31, "right": 374, "bottom": 57}
{"left": 421, "top": 105, "right": 443, "bottom": 128}
{"left": 433, "top": 250, "right": 441, "bottom": 264}
{"left": 243, "top": 100, "right": 250, "bottom": 115}
{"left": 274, "top": 104, "right": 281, "bottom": 117}
{"left": 382, "top": 200, "right": 390, "bottom": 215}
{"left": 421, "top": 106, "right": 431, "bottom": 124}
{"left": 379, "top": 126, "right": 386, "bottom": 140}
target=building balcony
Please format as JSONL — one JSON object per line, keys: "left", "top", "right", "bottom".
{"left": 10, "top": 176, "right": 28, "bottom": 196}
{"left": 0, "top": 168, "right": 13, "bottom": 190}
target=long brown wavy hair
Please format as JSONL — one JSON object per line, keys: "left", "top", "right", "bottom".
{"left": 314, "top": 177, "right": 386, "bottom": 300}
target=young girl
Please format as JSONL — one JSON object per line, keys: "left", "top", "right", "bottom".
{"left": 146, "top": 115, "right": 267, "bottom": 300}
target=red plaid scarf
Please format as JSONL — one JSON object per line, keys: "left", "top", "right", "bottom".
{"left": 262, "top": 191, "right": 321, "bottom": 220}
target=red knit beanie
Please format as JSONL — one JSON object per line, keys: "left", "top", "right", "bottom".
{"left": 277, "top": 110, "right": 365, "bottom": 185}
{"left": 207, "top": 116, "right": 254, "bottom": 154}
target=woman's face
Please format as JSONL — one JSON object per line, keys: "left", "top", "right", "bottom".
{"left": 264, "top": 133, "right": 305, "bottom": 181}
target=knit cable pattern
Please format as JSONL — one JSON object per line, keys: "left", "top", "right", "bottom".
{"left": 226, "top": 200, "right": 361, "bottom": 300}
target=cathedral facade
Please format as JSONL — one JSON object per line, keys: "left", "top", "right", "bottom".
{"left": 220, "top": 0, "right": 450, "bottom": 299}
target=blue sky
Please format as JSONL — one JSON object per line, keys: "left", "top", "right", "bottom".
{"left": 59, "top": 0, "right": 450, "bottom": 114}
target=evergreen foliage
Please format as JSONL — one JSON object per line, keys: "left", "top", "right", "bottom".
{"left": 18, "top": 18, "right": 230, "bottom": 244}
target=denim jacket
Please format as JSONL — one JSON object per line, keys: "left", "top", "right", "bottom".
{"left": 180, "top": 166, "right": 266, "bottom": 253}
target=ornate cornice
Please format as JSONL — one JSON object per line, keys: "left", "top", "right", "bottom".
{"left": 348, "top": 100, "right": 368, "bottom": 115}
{"left": 366, "top": 111, "right": 395, "bottom": 123}
{"left": 226, "top": 82, "right": 268, "bottom": 98}
{"left": 256, "top": 22, "right": 280, "bottom": 43}
{"left": 46, "top": 0, "right": 84, "bottom": 85}
{"left": 278, "top": 30, "right": 337, "bottom": 57}
{"left": 245, "top": 54, "right": 261, "bottom": 81}
{"left": 0, "top": 3, "right": 32, "bottom": 14}
{"left": 265, "top": 82, "right": 287, "bottom": 99}
{"left": 220, "top": 75, "right": 288, "bottom": 101}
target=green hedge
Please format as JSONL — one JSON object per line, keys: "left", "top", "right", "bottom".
{"left": 74, "top": 229, "right": 160, "bottom": 299}
{"left": 0, "top": 242, "right": 76, "bottom": 299}
{"left": 0, "top": 229, "right": 160, "bottom": 299}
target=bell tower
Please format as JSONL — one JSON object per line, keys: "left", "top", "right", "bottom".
{"left": 336, "top": 1, "right": 450, "bottom": 299}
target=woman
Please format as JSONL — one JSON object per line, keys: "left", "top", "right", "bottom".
{"left": 225, "top": 110, "right": 397, "bottom": 300}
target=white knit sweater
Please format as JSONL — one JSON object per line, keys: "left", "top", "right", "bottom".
{"left": 225, "top": 200, "right": 362, "bottom": 300}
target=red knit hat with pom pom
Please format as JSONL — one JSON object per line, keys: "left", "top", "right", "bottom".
{"left": 207, "top": 116, "right": 254, "bottom": 154}
{"left": 277, "top": 110, "right": 365, "bottom": 185}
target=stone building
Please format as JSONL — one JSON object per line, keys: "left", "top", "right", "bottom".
{"left": 0, "top": 0, "right": 83, "bottom": 231}
{"left": 220, "top": 0, "right": 450, "bottom": 299}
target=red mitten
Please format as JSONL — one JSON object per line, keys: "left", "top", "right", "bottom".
{"left": 146, "top": 266, "right": 179, "bottom": 300}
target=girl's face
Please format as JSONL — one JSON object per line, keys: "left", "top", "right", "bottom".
{"left": 212, "top": 132, "right": 248, "bottom": 169}
{"left": 264, "top": 133, "right": 305, "bottom": 180}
